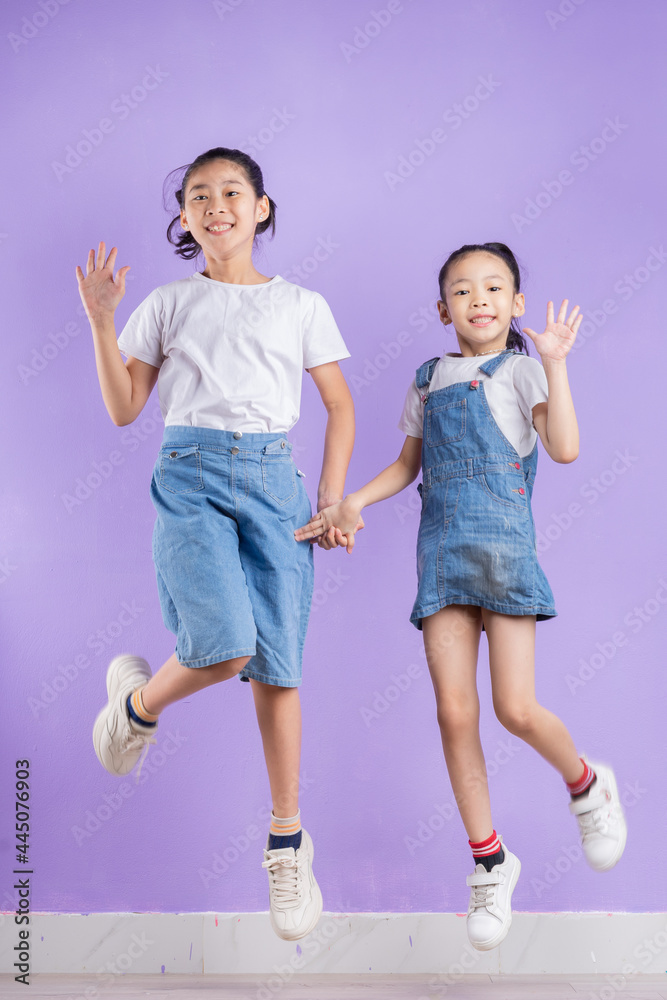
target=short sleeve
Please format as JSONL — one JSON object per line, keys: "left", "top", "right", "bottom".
{"left": 398, "top": 378, "right": 424, "bottom": 439}
{"left": 116, "top": 288, "right": 165, "bottom": 368}
{"left": 302, "top": 291, "right": 351, "bottom": 369}
{"left": 512, "top": 356, "right": 548, "bottom": 423}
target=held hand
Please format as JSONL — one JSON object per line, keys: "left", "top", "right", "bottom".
{"left": 294, "top": 496, "right": 365, "bottom": 554}
{"left": 75, "top": 241, "right": 131, "bottom": 322}
{"left": 522, "top": 299, "right": 583, "bottom": 362}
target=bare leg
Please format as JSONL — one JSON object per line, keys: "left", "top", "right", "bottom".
{"left": 422, "top": 605, "right": 492, "bottom": 843}
{"left": 250, "top": 680, "right": 301, "bottom": 818}
{"left": 140, "top": 652, "right": 251, "bottom": 715}
{"left": 483, "top": 610, "right": 583, "bottom": 784}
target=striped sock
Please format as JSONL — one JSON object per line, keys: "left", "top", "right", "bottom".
{"left": 469, "top": 830, "right": 505, "bottom": 872}
{"left": 567, "top": 758, "right": 596, "bottom": 798}
{"left": 126, "top": 688, "right": 159, "bottom": 728}
{"left": 267, "top": 810, "right": 302, "bottom": 851}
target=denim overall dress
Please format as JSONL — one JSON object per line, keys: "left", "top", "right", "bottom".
{"left": 410, "top": 349, "right": 557, "bottom": 629}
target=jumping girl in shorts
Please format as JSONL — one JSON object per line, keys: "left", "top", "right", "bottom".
{"left": 296, "top": 242, "right": 627, "bottom": 951}
{"left": 76, "top": 146, "right": 355, "bottom": 941}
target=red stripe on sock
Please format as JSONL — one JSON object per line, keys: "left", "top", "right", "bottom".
{"left": 469, "top": 830, "right": 501, "bottom": 857}
{"left": 567, "top": 758, "right": 596, "bottom": 795}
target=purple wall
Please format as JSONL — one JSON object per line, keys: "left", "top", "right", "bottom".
{"left": 2, "top": 0, "right": 665, "bottom": 916}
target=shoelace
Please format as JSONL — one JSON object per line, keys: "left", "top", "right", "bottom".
{"left": 577, "top": 803, "right": 614, "bottom": 839}
{"left": 119, "top": 727, "right": 157, "bottom": 782}
{"left": 469, "top": 882, "right": 496, "bottom": 911}
{"left": 262, "top": 852, "right": 303, "bottom": 908}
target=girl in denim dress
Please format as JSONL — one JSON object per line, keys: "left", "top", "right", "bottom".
{"left": 77, "top": 147, "right": 355, "bottom": 941}
{"left": 297, "top": 242, "right": 627, "bottom": 952}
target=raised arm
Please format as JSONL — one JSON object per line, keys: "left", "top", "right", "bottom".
{"left": 295, "top": 434, "right": 423, "bottom": 552}
{"left": 523, "top": 298, "right": 581, "bottom": 464}
{"left": 75, "top": 240, "right": 158, "bottom": 426}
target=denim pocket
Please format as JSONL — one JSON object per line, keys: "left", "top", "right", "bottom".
{"left": 159, "top": 445, "right": 204, "bottom": 494}
{"left": 426, "top": 399, "right": 466, "bottom": 447}
{"left": 261, "top": 456, "right": 297, "bottom": 505}
{"left": 479, "top": 471, "right": 526, "bottom": 510}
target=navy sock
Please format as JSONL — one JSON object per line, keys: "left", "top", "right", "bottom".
{"left": 267, "top": 829, "right": 302, "bottom": 851}
{"left": 126, "top": 693, "right": 157, "bottom": 728}
{"left": 475, "top": 847, "right": 505, "bottom": 872}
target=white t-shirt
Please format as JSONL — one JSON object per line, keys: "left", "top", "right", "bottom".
{"left": 398, "top": 352, "right": 548, "bottom": 457}
{"left": 116, "top": 273, "right": 350, "bottom": 433}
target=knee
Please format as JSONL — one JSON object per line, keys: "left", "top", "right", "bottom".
{"left": 436, "top": 693, "right": 479, "bottom": 737}
{"left": 494, "top": 700, "right": 538, "bottom": 736}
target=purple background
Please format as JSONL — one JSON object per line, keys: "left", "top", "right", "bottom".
{"left": 1, "top": 0, "right": 665, "bottom": 916}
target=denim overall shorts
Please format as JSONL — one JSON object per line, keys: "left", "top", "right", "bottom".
{"left": 410, "top": 350, "right": 557, "bottom": 629}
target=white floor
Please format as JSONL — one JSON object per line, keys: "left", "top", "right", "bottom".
{"left": 1, "top": 974, "right": 667, "bottom": 998}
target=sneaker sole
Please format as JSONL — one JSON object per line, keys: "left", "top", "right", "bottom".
{"left": 92, "top": 655, "right": 152, "bottom": 775}
{"left": 469, "top": 855, "right": 521, "bottom": 952}
{"left": 585, "top": 764, "right": 627, "bottom": 872}
{"left": 270, "top": 832, "right": 324, "bottom": 942}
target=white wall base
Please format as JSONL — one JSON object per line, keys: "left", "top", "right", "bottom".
{"left": 2, "top": 912, "right": 667, "bottom": 976}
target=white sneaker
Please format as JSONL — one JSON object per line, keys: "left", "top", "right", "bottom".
{"left": 465, "top": 843, "right": 521, "bottom": 951}
{"left": 569, "top": 758, "right": 627, "bottom": 871}
{"left": 92, "top": 654, "right": 157, "bottom": 778}
{"left": 262, "top": 828, "right": 323, "bottom": 940}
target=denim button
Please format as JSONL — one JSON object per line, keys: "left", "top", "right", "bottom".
{"left": 281, "top": 441, "right": 286, "bottom": 448}
{"left": 233, "top": 431, "right": 242, "bottom": 440}
{"left": 231, "top": 446, "right": 240, "bottom": 455}
{"left": 170, "top": 451, "right": 177, "bottom": 458}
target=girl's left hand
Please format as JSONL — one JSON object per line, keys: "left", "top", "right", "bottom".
{"left": 522, "top": 299, "right": 583, "bottom": 362}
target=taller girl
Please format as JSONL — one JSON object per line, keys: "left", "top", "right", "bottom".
{"left": 76, "top": 147, "right": 354, "bottom": 940}
{"left": 297, "top": 242, "right": 627, "bottom": 951}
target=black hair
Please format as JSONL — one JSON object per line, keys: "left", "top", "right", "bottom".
{"left": 164, "top": 147, "right": 277, "bottom": 261}
{"left": 437, "top": 242, "right": 528, "bottom": 354}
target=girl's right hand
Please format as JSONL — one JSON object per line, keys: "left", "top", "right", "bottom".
{"left": 75, "top": 241, "right": 131, "bottom": 322}
{"left": 294, "top": 495, "right": 365, "bottom": 554}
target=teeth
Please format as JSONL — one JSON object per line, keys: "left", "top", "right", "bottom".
{"left": 208, "top": 224, "right": 232, "bottom": 232}
{"left": 471, "top": 317, "right": 494, "bottom": 324}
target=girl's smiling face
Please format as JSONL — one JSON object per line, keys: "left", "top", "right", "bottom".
{"left": 437, "top": 251, "right": 525, "bottom": 356}
{"left": 180, "top": 158, "right": 269, "bottom": 260}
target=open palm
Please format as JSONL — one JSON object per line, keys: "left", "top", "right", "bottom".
{"left": 75, "top": 240, "right": 131, "bottom": 321}
{"left": 522, "top": 299, "right": 582, "bottom": 362}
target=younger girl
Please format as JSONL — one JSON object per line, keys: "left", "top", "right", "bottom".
{"left": 76, "top": 147, "right": 355, "bottom": 941}
{"left": 296, "top": 242, "right": 626, "bottom": 951}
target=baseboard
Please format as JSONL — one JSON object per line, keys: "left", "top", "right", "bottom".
{"left": 1, "top": 912, "right": 666, "bottom": 976}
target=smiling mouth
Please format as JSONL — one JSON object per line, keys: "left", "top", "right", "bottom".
{"left": 206, "top": 224, "right": 233, "bottom": 232}
{"left": 470, "top": 316, "right": 496, "bottom": 326}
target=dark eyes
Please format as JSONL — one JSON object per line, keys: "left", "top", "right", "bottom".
{"left": 455, "top": 286, "right": 501, "bottom": 295}
{"left": 193, "top": 191, "right": 239, "bottom": 200}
